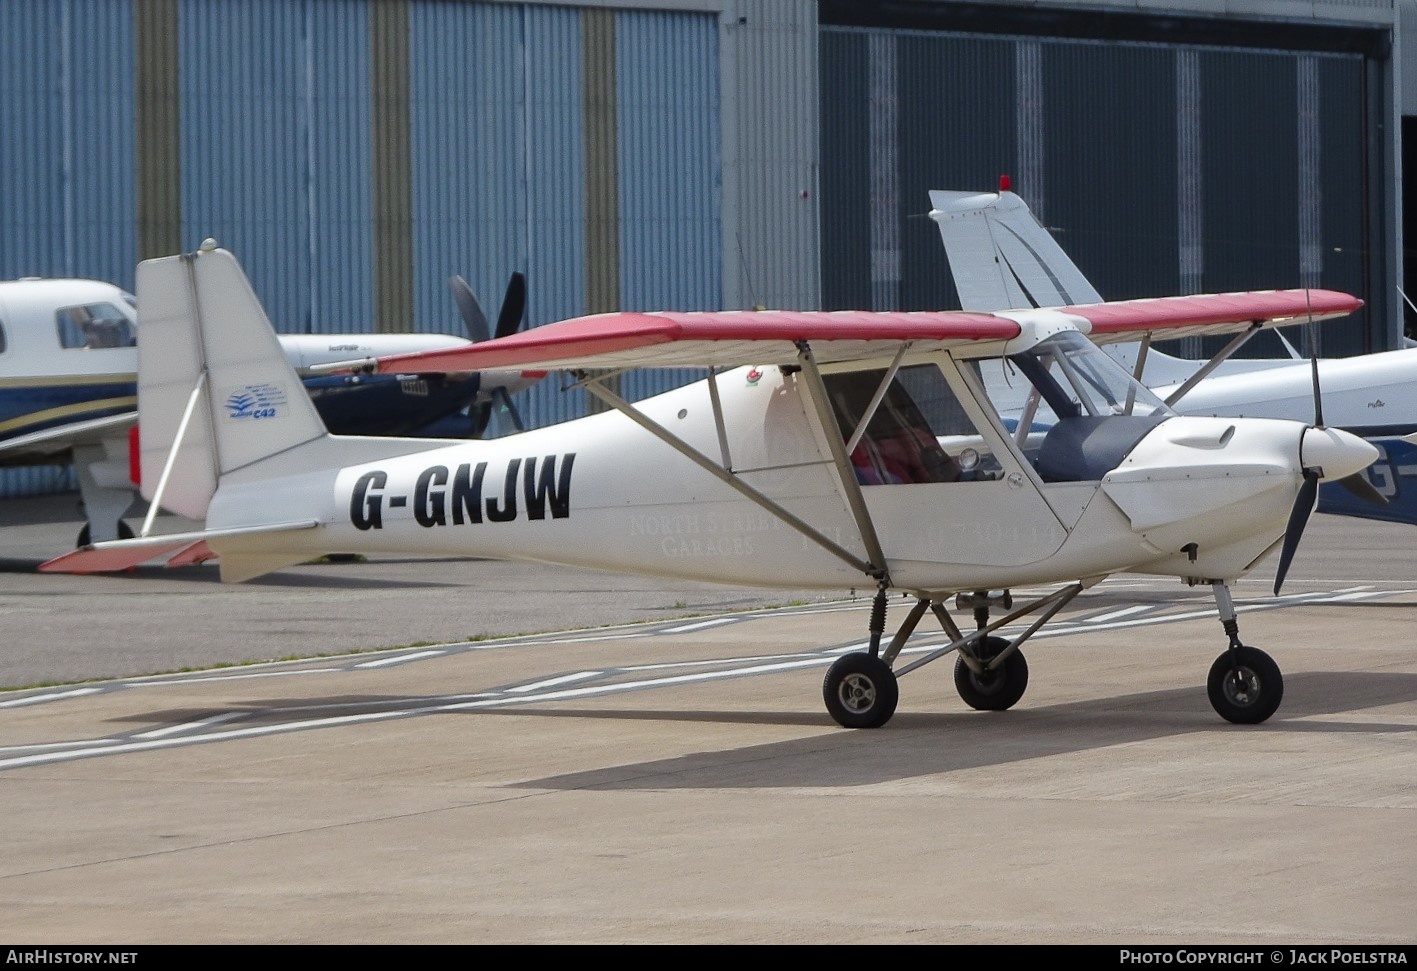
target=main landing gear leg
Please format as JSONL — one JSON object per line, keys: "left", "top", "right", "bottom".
{"left": 822, "top": 583, "right": 1085, "bottom": 730}
{"left": 1206, "top": 581, "right": 1283, "bottom": 724}
{"left": 822, "top": 580, "right": 899, "bottom": 730}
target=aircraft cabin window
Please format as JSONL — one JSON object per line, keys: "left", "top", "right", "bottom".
{"left": 56, "top": 302, "right": 137, "bottom": 350}
{"left": 824, "top": 364, "right": 1002, "bottom": 486}
{"left": 0, "top": 321, "right": 6, "bottom": 354}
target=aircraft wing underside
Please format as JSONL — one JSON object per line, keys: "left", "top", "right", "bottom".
{"left": 359, "top": 291, "right": 1362, "bottom": 374}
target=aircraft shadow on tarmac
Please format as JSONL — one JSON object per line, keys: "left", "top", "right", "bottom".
{"left": 495, "top": 671, "right": 1417, "bottom": 790}
{"left": 65, "top": 671, "right": 1417, "bottom": 789}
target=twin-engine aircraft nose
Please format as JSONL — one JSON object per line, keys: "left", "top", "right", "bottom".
{"left": 1300, "top": 426, "right": 1379, "bottom": 480}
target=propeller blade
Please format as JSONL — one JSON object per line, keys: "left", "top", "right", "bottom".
{"left": 1310, "top": 348, "right": 1324, "bottom": 428}
{"left": 469, "top": 400, "right": 493, "bottom": 438}
{"left": 494, "top": 272, "right": 526, "bottom": 341}
{"left": 494, "top": 386, "right": 526, "bottom": 433}
{"left": 1273, "top": 469, "right": 1320, "bottom": 596}
{"left": 1337, "top": 471, "right": 1388, "bottom": 507}
{"left": 449, "top": 275, "right": 492, "bottom": 344}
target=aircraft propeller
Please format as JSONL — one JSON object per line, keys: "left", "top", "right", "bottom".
{"left": 1271, "top": 294, "right": 1390, "bottom": 595}
{"left": 448, "top": 271, "right": 529, "bottom": 436}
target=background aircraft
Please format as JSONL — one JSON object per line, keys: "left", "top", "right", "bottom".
{"left": 927, "top": 183, "right": 1416, "bottom": 526}
{"left": 42, "top": 245, "right": 1377, "bottom": 730}
{"left": 0, "top": 257, "right": 536, "bottom": 546}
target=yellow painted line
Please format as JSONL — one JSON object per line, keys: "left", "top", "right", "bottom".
{"left": 0, "top": 373, "right": 136, "bottom": 388}
{"left": 0, "top": 396, "right": 137, "bottom": 435}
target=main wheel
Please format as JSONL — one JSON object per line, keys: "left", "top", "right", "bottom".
{"left": 77, "top": 520, "right": 134, "bottom": 547}
{"left": 823, "top": 652, "right": 898, "bottom": 729}
{"left": 1207, "top": 645, "right": 1283, "bottom": 724}
{"left": 954, "top": 635, "right": 1029, "bottom": 711}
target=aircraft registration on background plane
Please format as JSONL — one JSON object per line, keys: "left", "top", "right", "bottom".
{"left": 0, "top": 257, "right": 536, "bottom": 546}
{"left": 40, "top": 244, "right": 1377, "bottom": 730}
{"left": 927, "top": 181, "right": 1417, "bottom": 526}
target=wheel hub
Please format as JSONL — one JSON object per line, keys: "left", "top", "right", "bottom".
{"left": 1223, "top": 667, "right": 1260, "bottom": 706}
{"left": 838, "top": 673, "right": 876, "bottom": 714}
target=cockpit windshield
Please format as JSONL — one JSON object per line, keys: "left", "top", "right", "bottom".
{"left": 979, "top": 332, "right": 1176, "bottom": 483}
{"left": 1001, "top": 331, "right": 1172, "bottom": 427}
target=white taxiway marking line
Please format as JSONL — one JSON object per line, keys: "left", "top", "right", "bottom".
{"left": 1084, "top": 605, "right": 1154, "bottom": 624}
{"left": 663, "top": 618, "right": 738, "bottom": 633}
{"left": 0, "top": 657, "right": 823, "bottom": 770}
{"left": 131, "top": 668, "right": 340, "bottom": 687}
{"left": 0, "top": 687, "right": 102, "bottom": 708}
{"left": 509, "top": 671, "right": 603, "bottom": 693}
{"left": 135, "top": 712, "right": 246, "bottom": 739}
{"left": 2, "top": 582, "right": 1411, "bottom": 772}
{"left": 0, "top": 738, "right": 122, "bottom": 753}
{"left": 356, "top": 650, "right": 445, "bottom": 669}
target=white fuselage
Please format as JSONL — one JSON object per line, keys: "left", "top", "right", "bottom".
{"left": 1150, "top": 348, "right": 1417, "bottom": 432}
{"left": 202, "top": 359, "right": 1364, "bottom": 594}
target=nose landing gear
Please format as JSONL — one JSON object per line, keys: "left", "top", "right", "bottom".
{"left": 1206, "top": 581, "right": 1283, "bottom": 724}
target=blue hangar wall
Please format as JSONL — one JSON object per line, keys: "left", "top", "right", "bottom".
{"left": 0, "top": 0, "right": 726, "bottom": 498}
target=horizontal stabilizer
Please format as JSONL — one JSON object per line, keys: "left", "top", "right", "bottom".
{"left": 39, "top": 538, "right": 199, "bottom": 574}
{"left": 165, "top": 540, "right": 217, "bottom": 567}
{"left": 39, "top": 520, "right": 320, "bottom": 574}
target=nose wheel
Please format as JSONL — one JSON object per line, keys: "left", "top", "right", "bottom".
{"left": 1207, "top": 644, "right": 1283, "bottom": 724}
{"left": 1207, "top": 582, "right": 1284, "bottom": 724}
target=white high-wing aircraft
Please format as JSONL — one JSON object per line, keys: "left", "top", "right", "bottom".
{"left": 927, "top": 184, "right": 1414, "bottom": 525}
{"left": 40, "top": 244, "right": 1377, "bottom": 729}
{"left": 0, "top": 263, "right": 535, "bottom": 546}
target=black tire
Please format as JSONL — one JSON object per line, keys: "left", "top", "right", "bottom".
{"left": 823, "top": 652, "right": 899, "bottom": 729}
{"left": 1207, "top": 645, "right": 1283, "bottom": 724}
{"left": 954, "top": 635, "right": 1029, "bottom": 711}
{"left": 77, "top": 520, "right": 134, "bottom": 548}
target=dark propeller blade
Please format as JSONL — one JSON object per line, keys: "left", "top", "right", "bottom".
{"left": 449, "top": 275, "right": 492, "bottom": 344}
{"left": 1273, "top": 468, "right": 1320, "bottom": 596}
{"left": 495, "top": 272, "right": 526, "bottom": 341}
{"left": 1309, "top": 343, "right": 1324, "bottom": 428}
{"left": 1272, "top": 292, "right": 1329, "bottom": 596}
{"left": 469, "top": 400, "right": 493, "bottom": 438}
{"left": 1337, "top": 471, "right": 1388, "bottom": 507}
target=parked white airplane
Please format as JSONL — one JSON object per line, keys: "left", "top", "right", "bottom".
{"left": 927, "top": 184, "right": 1413, "bottom": 526}
{"left": 0, "top": 258, "right": 535, "bottom": 546}
{"left": 41, "top": 244, "right": 1376, "bottom": 728}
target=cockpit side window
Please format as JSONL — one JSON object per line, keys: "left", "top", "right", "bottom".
{"left": 56, "top": 302, "right": 137, "bottom": 349}
{"left": 823, "top": 364, "right": 1002, "bottom": 486}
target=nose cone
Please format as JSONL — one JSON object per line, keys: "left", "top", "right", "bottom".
{"left": 1300, "top": 427, "right": 1379, "bottom": 480}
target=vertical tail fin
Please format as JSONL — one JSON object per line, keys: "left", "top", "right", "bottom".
{"left": 928, "top": 188, "right": 1103, "bottom": 311}
{"left": 137, "top": 246, "right": 328, "bottom": 520}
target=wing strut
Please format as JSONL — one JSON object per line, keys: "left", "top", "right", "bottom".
{"left": 793, "top": 341, "right": 891, "bottom": 583}
{"left": 704, "top": 367, "right": 733, "bottom": 469}
{"left": 1161, "top": 321, "right": 1263, "bottom": 407}
{"left": 844, "top": 344, "right": 909, "bottom": 456}
{"left": 575, "top": 371, "right": 877, "bottom": 579}
{"left": 1124, "top": 333, "right": 1151, "bottom": 415}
